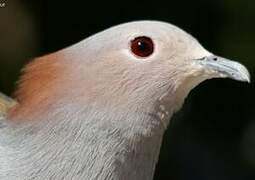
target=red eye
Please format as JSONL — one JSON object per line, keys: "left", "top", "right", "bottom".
{"left": 130, "top": 36, "right": 154, "bottom": 58}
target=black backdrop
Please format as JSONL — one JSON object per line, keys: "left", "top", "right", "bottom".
{"left": 0, "top": 0, "right": 255, "bottom": 179}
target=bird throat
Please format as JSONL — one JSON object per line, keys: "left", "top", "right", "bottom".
{"left": 2, "top": 99, "right": 172, "bottom": 180}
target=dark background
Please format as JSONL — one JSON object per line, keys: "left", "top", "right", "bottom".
{"left": 0, "top": 0, "right": 255, "bottom": 179}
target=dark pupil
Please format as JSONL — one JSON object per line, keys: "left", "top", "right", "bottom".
{"left": 131, "top": 36, "right": 154, "bottom": 57}
{"left": 137, "top": 41, "right": 147, "bottom": 51}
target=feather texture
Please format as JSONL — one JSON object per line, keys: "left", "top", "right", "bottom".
{"left": 0, "top": 21, "right": 249, "bottom": 180}
{"left": 0, "top": 93, "right": 17, "bottom": 118}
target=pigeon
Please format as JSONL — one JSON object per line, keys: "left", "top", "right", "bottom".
{"left": 0, "top": 21, "right": 250, "bottom": 180}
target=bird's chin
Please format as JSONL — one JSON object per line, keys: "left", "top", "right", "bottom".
{"left": 157, "top": 73, "right": 209, "bottom": 115}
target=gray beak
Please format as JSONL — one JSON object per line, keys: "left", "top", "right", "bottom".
{"left": 197, "top": 55, "right": 250, "bottom": 83}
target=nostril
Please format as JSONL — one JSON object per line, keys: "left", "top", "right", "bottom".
{"left": 213, "top": 57, "right": 218, "bottom": 61}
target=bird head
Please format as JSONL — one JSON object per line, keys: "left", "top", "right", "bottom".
{"left": 66, "top": 21, "right": 249, "bottom": 111}
{"left": 11, "top": 21, "right": 250, "bottom": 128}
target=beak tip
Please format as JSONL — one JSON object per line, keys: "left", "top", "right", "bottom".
{"left": 237, "top": 65, "right": 251, "bottom": 83}
{"left": 245, "top": 75, "right": 251, "bottom": 83}
{"left": 240, "top": 76, "right": 250, "bottom": 83}
{"left": 243, "top": 76, "right": 250, "bottom": 84}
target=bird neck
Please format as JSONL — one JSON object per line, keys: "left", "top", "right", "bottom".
{"left": 3, "top": 100, "right": 172, "bottom": 180}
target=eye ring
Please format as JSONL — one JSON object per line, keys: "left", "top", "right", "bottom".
{"left": 130, "top": 36, "right": 154, "bottom": 58}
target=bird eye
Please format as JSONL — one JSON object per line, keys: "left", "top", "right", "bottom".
{"left": 130, "top": 36, "right": 154, "bottom": 58}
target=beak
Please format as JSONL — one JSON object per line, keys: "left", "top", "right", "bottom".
{"left": 196, "top": 55, "right": 250, "bottom": 83}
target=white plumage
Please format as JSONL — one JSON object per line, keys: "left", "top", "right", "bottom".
{"left": 0, "top": 21, "right": 250, "bottom": 180}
